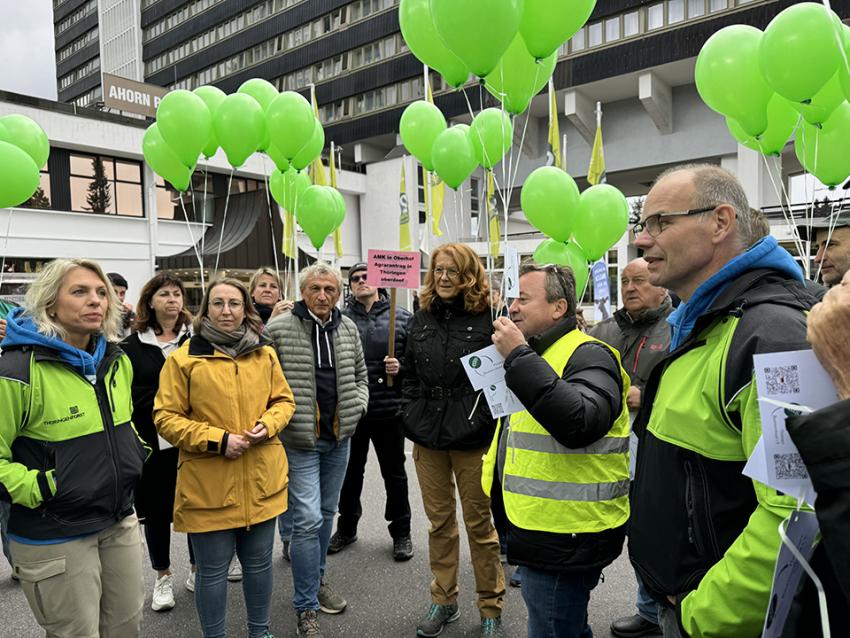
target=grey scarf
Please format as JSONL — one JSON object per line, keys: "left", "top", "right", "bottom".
{"left": 199, "top": 317, "right": 263, "bottom": 358}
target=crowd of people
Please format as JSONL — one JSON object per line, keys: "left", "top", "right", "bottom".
{"left": 0, "top": 162, "right": 849, "bottom": 638}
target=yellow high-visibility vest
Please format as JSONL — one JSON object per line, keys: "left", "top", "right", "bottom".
{"left": 483, "top": 329, "right": 631, "bottom": 534}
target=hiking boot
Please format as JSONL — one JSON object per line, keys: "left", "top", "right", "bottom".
{"left": 151, "top": 574, "right": 175, "bottom": 612}
{"left": 227, "top": 557, "right": 242, "bottom": 582}
{"left": 481, "top": 617, "right": 503, "bottom": 636}
{"left": 392, "top": 535, "right": 414, "bottom": 562}
{"left": 417, "top": 603, "right": 460, "bottom": 637}
{"left": 610, "top": 614, "right": 662, "bottom": 637}
{"left": 282, "top": 540, "right": 291, "bottom": 562}
{"left": 327, "top": 531, "right": 357, "bottom": 554}
{"left": 318, "top": 580, "right": 347, "bottom": 614}
{"left": 296, "top": 609, "right": 323, "bottom": 637}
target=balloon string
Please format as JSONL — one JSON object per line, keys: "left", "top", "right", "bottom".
{"left": 202, "top": 161, "right": 208, "bottom": 275}
{"left": 178, "top": 196, "right": 205, "bottom": 290}
{"left": 214, "top": 168, "right": 234, "bottom": 276}
{"left": 261, "top": 156, "right": 282, "bottom": 290}
{"left": 815, "top": 192, "right": 846, "bottom": 282}
{"left": 0, "top": 209, "right": 14, "bottom": 292}
{"left": 759, "top": 148, "right": 806, "bottom": 268}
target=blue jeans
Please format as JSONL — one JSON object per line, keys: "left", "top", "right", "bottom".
{"left": 635, "top": 571, "right": 659, "bottom": 624}
{"left": 287, "top": 437, "right": 351, "bottom": 612}
{"left": 0, "top": 500, "right": 11, "bottom": 566}
{"left": 277, "top": 508, "right": 292, "bottom": 542}
{"left": 522, "top": 566, "right": 601, "bottom": 638}
{"left": 189, "top": 518, "right": 276, "bottom": 638}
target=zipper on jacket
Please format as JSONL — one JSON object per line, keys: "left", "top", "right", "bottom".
{"left": 95, "top": 376, "right": 122, "bottom": 517}
{"left": 108, "top": 362, "right": 119, "bottom": 413}
{"left": 632, "top": 336, "right": 648, "bottom": 375}
{"left": 683, "top": 460, "right": 703, "bottom": 554}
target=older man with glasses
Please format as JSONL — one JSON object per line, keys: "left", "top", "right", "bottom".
{"left": 483, "top": 260, "right": 631, "bottom": 638}
{"left": 628, "top": 164, "right": 820, "bottom": 637}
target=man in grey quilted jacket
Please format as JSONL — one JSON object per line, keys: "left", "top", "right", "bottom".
{"left": 267, "top": 262, "right": 369, "bottom": 638}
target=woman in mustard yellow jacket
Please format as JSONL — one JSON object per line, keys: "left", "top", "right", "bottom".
{"left": 155, "top": 278, "right": 295, "bottom": 638}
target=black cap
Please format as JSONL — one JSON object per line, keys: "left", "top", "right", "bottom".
{"left": 107, "top": 272, "right": 128, "bottom": 288}
{"left": 348, "top": 262, "right": 368, "bottom": 282}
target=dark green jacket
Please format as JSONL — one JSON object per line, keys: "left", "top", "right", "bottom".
{"left": 0, "top": 343, "right": 147, "bottom": 540}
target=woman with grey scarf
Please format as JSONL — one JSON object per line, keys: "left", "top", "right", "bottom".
{"left": 154, "top": 278, "right": 296, "bottom": 638}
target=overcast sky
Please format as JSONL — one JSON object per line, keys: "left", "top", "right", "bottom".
{"left": 0, "top": 2, "right": 57, "bottom": 100}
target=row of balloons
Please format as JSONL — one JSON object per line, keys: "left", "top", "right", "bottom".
{"left": 400, "top": 0, "right": 595, "bottom": 115}
{"left": 0, "top": 115, "right": 49, "bottom": 209}
{"left": 141, "top": 78, "right": 347, "bottom": 250}
{"left": 696, "top": 2, "right": 850, "bottom": 187}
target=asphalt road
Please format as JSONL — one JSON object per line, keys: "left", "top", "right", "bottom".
{"left": 0, "top": 444, "right": 637, "bottom": 637}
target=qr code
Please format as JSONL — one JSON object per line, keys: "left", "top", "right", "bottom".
{"left": 490, "top": 403, "right": 503, "bottom": 414}
{"left": 764, "top": 365, "right": 800, "bottom": 395}
{"left": 773, "top": 453, "right": 809, "bottom": 480}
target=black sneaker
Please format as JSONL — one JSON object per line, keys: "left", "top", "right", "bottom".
{"left": 417, "top": 603, "right": 460, "bottom": 637}
{"left": 610, "top": 614, "right": 662, "bottom": 637}
{"left": 392, "top": 535, "right": 414, "bottom": 562}
{"left": 327, "top": 531, "right": 357, "bottom": 554}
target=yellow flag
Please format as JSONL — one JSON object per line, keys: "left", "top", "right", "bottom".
{"left": 330, "top": 145, "right": 343, "bottom": 257}
{"left": 547, "top": 83, "right": 562, "bottom": 170}
{"left": 587, "top": 122, "right": 606, "bottom": 186}
{"left": 399, "top": 161, "right": 412, "bottom": 251}
{"left": 282, "top": 211, "right": 296, "bottom": 259}
{"left": 430, "top": 175, "right": 445, "bottom": 237}
{"left": 486, "top": 171, "right": 500, "bottom": 257}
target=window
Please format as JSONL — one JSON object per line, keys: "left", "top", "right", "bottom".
{"left": 570, "top": 28, "right": 586, "bottom": 52}
{"left": 605, "top": 17, "right": 620, "bottom": 42}
{"left": 710, "top": 0, "right": 727, "bottom": 11}
{"left": 688, "top": 0, "right": 705, "bottom": 17}
{"left": 588, "top": 22, "right": 603, "bottom": 47}
{"left": 668, "top": 0, "right": 685, "bottom": 23}
{"left": 624, "top": 11, "right": 640, "bottom": 37}
{"left": 69, "top": 154, "right": 144, "bottom": 217}
{"left": 21, "top": 171, "right": 51, "bottom": 210}
{"left": 647, "top": 3, "right": 664, "bottom": 29}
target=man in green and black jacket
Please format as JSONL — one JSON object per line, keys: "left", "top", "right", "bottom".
{"left": 629, "top": 164, "right": 820, "bottom": 638}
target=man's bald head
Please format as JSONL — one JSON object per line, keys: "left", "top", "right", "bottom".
{"left": 621, "top": 258, "right": 668, "bottom": 317}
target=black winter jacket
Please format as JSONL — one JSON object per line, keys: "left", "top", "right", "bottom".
{"left": 781, "top": 399, "right": 850, "bottom": 637}
{"left": 401, "top": 297, "right": 496, "bottom": 450}
{"left": 343, "top": 295, "right": 411, "bottom": 420}
{"left": 494, "top": 317, "right": 626, "bottom": 571}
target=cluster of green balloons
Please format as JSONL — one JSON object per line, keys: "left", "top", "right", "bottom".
{"left": 696, "top": 3, "right": 850, "bottom": 186}
{"left": 0, "top": 115, "right": 49, "bottom": 209}
{"left": 269, "top": 167, "right": 346, "bottom": 250}
{"left": 522, "top": 167, "right": 629, "bottom": 294}
{"left": 399, "top": 0, "right": 595, "bottom": 115}
{"left": 400, "top": 102, "right": 513, "bottom": 187}
{"left": 143, "top": 79, "right": 325, "bottom": 191}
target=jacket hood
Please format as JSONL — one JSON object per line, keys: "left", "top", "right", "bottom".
{"left": 1, "top": 306, "right": 107, "bottom": 381}
{"left": 668, "top": 236, "right": 804, "bottom": 349}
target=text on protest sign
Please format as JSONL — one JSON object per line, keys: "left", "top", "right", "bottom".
{"left": 367, "top": 250, "right": 421, "bottom": 289}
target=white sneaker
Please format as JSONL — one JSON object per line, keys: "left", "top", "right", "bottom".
{"left": 227, "top": 558, "right": 242, "bottom": 582}
{"left": 185, "top": 571, "right": 195, "bottom": 593}
{"left": 151, "top": 574, "right": 175, "bottom": 612}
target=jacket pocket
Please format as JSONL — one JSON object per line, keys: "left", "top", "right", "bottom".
{"left": 49, "top": 438, "right": 114, "bottom": 525}
{"left": 684, "top": 458, "right": 722, "bottom": 563}
{"left": 252, "top": 441, "right": 288, "bottom": 500}
{"left": 176, "top": 456, "right": 237, "bottom": 511}
{"left": 14, "top": 556, "right": 67, "bottom": 626}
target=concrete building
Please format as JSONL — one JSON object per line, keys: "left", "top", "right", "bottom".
{"left": 44, "top": 0, "right": 850, "bottom": 309}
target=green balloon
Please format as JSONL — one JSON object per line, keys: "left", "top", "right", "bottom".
{"left": 192, "top": 86, "right": 226, "bottom": 158}
{"left": 271, "top": 167, "right": 311, "bottom": 212}
{"left": 838, "top": 25, "right": 850, "bottom": 102}
{"left": 213, "top": 94, "right": 266, "bottom": 168}
{"left": 469, "top": 108, "right": 513, "bottom": 169}
{"left": 795, "top": 101, "right": 850, "bottom": 188}
{"left": 297, "top": 185, "right": 340, "bottom": 250}
{"left": 485, "top": 34, "right": 557, "bottom": 115}
{"left": 328, "top": 188, "right": 346, "bottom": 230}
{"left": 430, "top": 0, "right": 523, "bottom": 78}
{"left": 519, "top": 0, "right": 596, "bottom": 60}
{"left": 142, "top": 123, "right": 191, "bottom": 192}
{"left": 156, "top": 90, "right": 212, "bottom": 168}
{"left": 573, "top": 184, "right": 629, "bottom": 261}
{"left": 726, "top": 94, "right": 799, "bottom": 156}
{"left": 431, "top": 126, "right": 477, "bottom": 189}
{"left": 760, "top": 3, "right": 841, "bottom": 104}
{"left": 399, "top": 0, "right": 469, "bottom": 88}
{"left": 532, "top": 239, "right": 589, "bottom": 297}
{"left": 0, "top": 140, "right": 40, "bottom": 208}
{"left": 291, "top": 121, "right": 325, "bottom": 171}
{"left": 695, "top": 25, "right": 774, "bottom": 137}
{"left": 0, "top": 115, "right": 49, "bottom": 169}
{"left": 793, "top": 72, "right": 846, "bottom": 126}
{"left": 267, "top": 91, "right": 317, "bottom": 160}
{"left": 399, "top": 101, "right": 447, "bottom": 171}
{"left": 520, "top": 166, "right": 580, "bottom": 241}
{"left": 266, "top": 143, "right": 291, "bottom": 173}
{"left": 238, "top": 78, "right": 279, "bottom": 151}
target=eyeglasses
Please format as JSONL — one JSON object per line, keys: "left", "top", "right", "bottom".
{"left": 633, "top": 206, "right": 717, "bottom": 237}
{"left": 350, "top": 274, "right": 368, "bottom": 283}
{"left": 434, "top": 267, "right": 460, "bottom": 280}
{"left": 210, "top": 299, "right": 244, "bottom": 311}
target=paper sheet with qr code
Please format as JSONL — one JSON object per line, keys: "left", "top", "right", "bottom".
{"left": 748, "top": 350, "right": 840, "bottom": 502}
